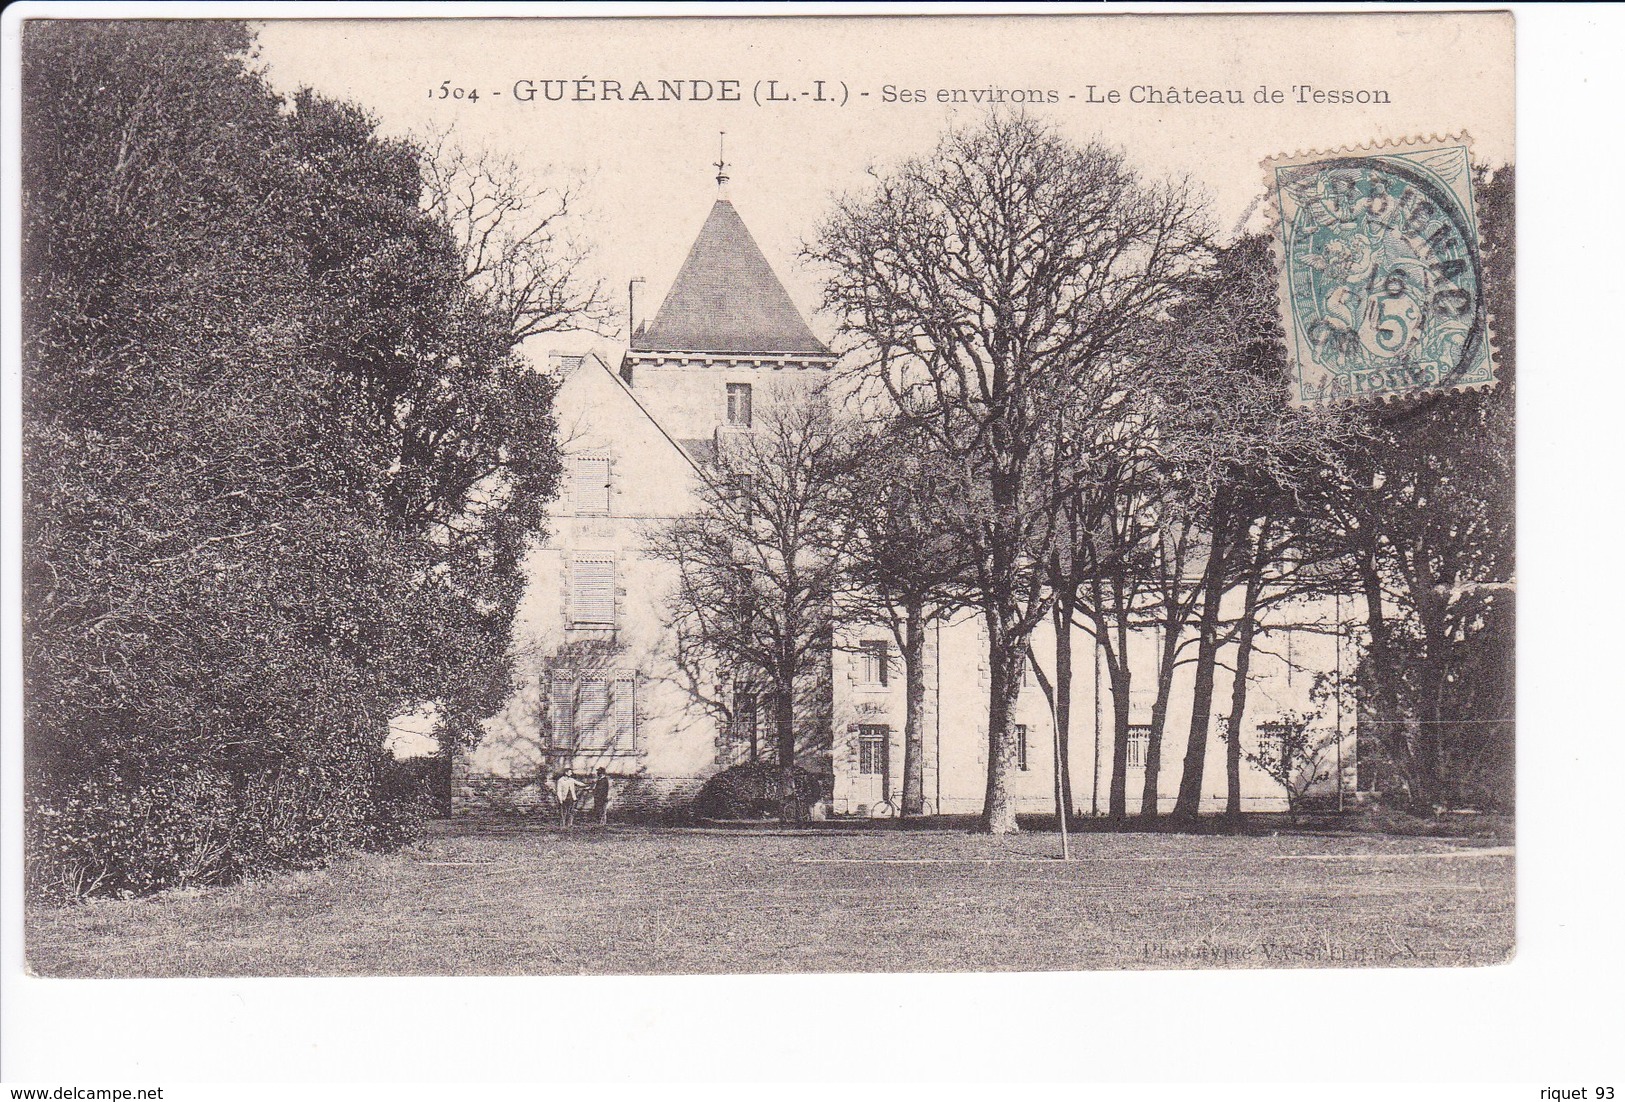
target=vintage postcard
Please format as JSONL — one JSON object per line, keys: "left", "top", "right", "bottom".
{"left": 15, "top": 11, "right": 1514, "bottom": 983}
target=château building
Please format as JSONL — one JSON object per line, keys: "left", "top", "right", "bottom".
{"left": 455, "top": 172, "right": 1358, "bottom": 820}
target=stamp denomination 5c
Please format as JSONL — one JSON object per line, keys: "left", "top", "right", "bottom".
{"left": 1267, "top": 136, "right": 1496, "bottom": 406}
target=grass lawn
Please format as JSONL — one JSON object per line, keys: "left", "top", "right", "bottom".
{"left": 26, "top": 824, "right": 1514, "bottom": 977}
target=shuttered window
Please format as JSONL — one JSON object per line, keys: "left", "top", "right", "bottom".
{"left": 549, "top": 676, "right": 575, "bottom": 749}
{"left": 571, "top": 456, "right": 611, "bottom": 516}
{"left": 547, "top": 674, "right": 637, "bottom": 750}
{"left": 612, "top": 677, "right": 636, "bottom": 747}
{"left": 575, "top": 678, "right": 612, "bottom": 747}
{"left": 571, "top": 558, "right": 616, "bottom": 626}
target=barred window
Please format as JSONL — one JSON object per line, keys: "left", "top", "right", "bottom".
{"left": 1258, "top": 720, "right": 1296, "bottom": 755}
{"left": 857, "top": 725, "right": 888, "bottom": 775}
{"left": 1127, "top": 724, "right": 1151, "bottom": 769}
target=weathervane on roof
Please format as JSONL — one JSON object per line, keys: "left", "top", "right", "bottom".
{"left": 714, "top": 131, "right": 730, "bottom": 197}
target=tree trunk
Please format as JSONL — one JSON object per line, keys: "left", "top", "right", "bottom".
{"left": 1173, "top": 506, "right": 1232, "bottom": 822}
{"left": 900, "top": 601, "right": 927, "bottom": 818}
{"left": 1359, "top": 541, "right": 1429, "bottom": 809}
{"left": 1411, "top": 581, "right": 1452, "bottom": 812}
{"left": 747, "top": 690, "right": 759, "bottom": 765}
{"left": 979, "top": 617, "right": 1022, "bottom": 834}
{"left": 1107, "top": 653, "right": 1132, "bottom": 822}
{"left": 775, "top": 682, "right": 800, "bottom": 824}
{"left": 1051, "top": 596, "right": 1075, "bottom": 821}
{"left": 1139, "top": 617, "right": 1183, "bottom": 820}
{"left": 1224, "top": 576, "right": 1264, "bottom": 825}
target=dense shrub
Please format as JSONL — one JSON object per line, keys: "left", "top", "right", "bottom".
{"left": 25, "top": 751, "right": 432, "bottom": 906}
{"left": 385, "top": 755, "right": 452, "bottom": 819}
{"left": 25, "top": 765, "right": 237, "bottom": 904}
{"left": 693, "top": 764, "right": 831, "bottom": 821}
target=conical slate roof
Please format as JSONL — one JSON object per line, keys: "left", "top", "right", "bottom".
{"left": 631, "top": 200, "right": 829, "bottom": 356}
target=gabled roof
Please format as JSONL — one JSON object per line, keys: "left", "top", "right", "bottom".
{"left": 554, "top": 351, "right": 703, "bottom": 477}
{"left": 631, "top": 199, "right": 830, "bottom": 356}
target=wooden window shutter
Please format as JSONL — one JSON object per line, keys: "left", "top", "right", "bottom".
{"left": 575, "top": 678, "right": 611, "bottom": 747}
{"left": 548, "top": 676, "right": 575, "bottom": 749}
{"left": 572, "top": 456, "right": 611, "bottom": 516}
{"left": 571, "top": 558, "right": 616, "bottom": 626}
{"left": 613, "top": 675, "right": 637, "bottom": 749}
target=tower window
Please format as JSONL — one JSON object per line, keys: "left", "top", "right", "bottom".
{"left": 860, "top": 640, "right": 890, "bottom": 686}
{"left": 726, "top": 382, "right": 753, "bottom": 428}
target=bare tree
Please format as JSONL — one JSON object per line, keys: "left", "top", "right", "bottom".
{"left": 1046, "top": 396, "right": 1168, "bottom": 822}
{"left": 836, "top": 419, "right": 973, "bottom": 817}
{"left": 419, "top": 128, "right": 615, "bottom": 345}
{"left": 648, "top": 398, "right": 851, "bottom": 822}
{"left": 812, "top": 112, "right": 1210, "bottom": 833}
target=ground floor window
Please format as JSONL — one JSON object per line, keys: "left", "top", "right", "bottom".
{"left": 548, "top": 673, "right": 637, "bottom": 751}
{"left": 1016, "top": 723, "right": 1030, "bottom": 771}
{"left": 857, "top": 725, "right": 888, "bottom": 775}
{"left": 1127, "top": 724, "right": 1151, "bottom": 768}
{"left": 1257, "top": 719, "right": 1300, "bottom": 760}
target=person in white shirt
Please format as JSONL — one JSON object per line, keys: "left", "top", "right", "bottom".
{"left": 553, "top": 770, "right": 587, "bottom": 828}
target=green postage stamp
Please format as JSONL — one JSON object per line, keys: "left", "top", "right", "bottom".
{"left": 1267, "top": 136, "right": 1497, "bottom": 406}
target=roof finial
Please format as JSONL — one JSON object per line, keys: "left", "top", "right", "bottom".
{"left": 714, "top": 131, "right": 730, "bottom": 197}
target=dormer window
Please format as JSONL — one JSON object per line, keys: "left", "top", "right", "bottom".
{"left": 726, "top": 382, "right": 753, "bottom": 428}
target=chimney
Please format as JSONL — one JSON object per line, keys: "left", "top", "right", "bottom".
{"left": 627, "top": 276, "right": 646, "bottom": 341}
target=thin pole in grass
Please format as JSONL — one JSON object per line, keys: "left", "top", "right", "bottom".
{"left": 1027, "top": 641, "right": 1071, "bottom": 861}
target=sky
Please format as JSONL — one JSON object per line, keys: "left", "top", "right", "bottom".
{"left": 251, "top": 13, "right": 1514, "bottom": 359}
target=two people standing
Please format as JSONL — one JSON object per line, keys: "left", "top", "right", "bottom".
{"left": 553, "top": 766, "right": 612, "bottom": 829}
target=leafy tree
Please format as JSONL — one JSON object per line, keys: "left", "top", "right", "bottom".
{"left": 284, "top": 91, "right": 567, "bottom": 753}
{"left": 1328, "top": 168, "right": 1515, "bottom": 811}
{"left": 812, "top": 112, "right": 1209, "bottom": 832}
{"left": 21, "top": 21, "right": 570, "bottom": 898}
{"left": 1152, "top": 236, "right": 1352, "bottom": 823}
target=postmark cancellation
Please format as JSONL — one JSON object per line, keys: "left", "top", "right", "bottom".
{"left": 1266, "top": 136, "right": 1498, "bottom": 407}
